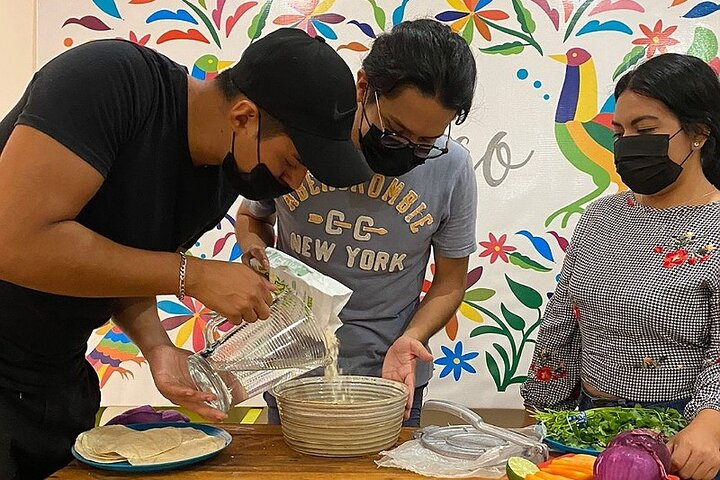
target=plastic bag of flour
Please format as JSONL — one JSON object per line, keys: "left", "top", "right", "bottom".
{"left": 264, "top": 247, "right": 352, "bottom": 334}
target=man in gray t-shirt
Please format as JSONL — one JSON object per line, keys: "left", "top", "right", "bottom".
{"left": 235, "top": 19, "right": 478, "bottom": 426}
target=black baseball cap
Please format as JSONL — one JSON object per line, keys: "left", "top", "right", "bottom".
{"left": 229, "top": 28, "right": 373, "bottom": 187}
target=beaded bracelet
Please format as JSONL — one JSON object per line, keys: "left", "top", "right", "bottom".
{"left": 177, "top": 252, "right": 187, "bottom": 301}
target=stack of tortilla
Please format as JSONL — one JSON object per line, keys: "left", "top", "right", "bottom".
{"left": 74, "top": 425, "right": 226, "bottom": 465}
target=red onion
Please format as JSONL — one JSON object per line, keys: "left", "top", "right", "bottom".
{"left": 105, "top": 405, "right": 190, "bottom": 425}
{"left": 594, "top": 445, "right": 669, "bottom": 480}
{"left": 608, "top": 429, "right": 672, "bottom": 472}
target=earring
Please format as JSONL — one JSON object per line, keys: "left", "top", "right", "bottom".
{"left": 694, "top": 141, "right": 701, "bottom": 148}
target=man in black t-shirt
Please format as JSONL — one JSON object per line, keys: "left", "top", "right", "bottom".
{"left": 0, "top": 28, "right": 371, "bottom": 479}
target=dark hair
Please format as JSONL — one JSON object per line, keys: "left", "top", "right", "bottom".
{"left": 216, "top": 68, "right": 286, "bottom": 138}
{"left": 615, "top": 53, "right": 720, "bottom": 188}
{"left": 362, "top": 19, "right": 477, "bottom": 124}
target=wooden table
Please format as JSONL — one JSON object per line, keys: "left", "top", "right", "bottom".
{"left": 50, "top": 424, "right": 506, "bottom": 479}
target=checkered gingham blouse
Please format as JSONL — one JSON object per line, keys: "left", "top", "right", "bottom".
{"left": 521, "top": 191, "right": 720, "bottom": 420}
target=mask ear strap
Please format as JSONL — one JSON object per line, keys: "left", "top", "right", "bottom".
{"left": 669, "top": 127, "right": 695, "bottom": 167}
{"left": 359, "top": 89, "right": 371, "bottom": 138}
{"left": 373, "top": 89, "right": 386, "bottom": 133}
{"left": 256, "top": 111, "right": 262, "bottom": 166}
{"left": 680, "top": 149, "right": 694, "bottom": 166}
{"left": 669, "top": 127, "right": 683, "bottom": 140}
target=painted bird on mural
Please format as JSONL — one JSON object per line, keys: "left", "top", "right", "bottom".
{"left": 86, "top": 321, "right": 145, "bottom": 388}
{"left": 191, "top": 54, "right": 233, "bottom": 81}
{"left": 545, "top": 48, "right": 622, "bottom": 228}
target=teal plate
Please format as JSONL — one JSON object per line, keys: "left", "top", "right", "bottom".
{"left": 544, "top": 437, "right": 601, "bottom": 456}
{"left": 71, "top": 422, "right": 232, "bottom": 473}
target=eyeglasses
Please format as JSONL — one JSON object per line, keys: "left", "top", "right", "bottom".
{"left": 372, "top": 90, "right": 451, "bottom": 160}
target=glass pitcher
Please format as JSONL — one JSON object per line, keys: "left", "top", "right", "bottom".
{"left": 187, "top": 289, "right": 331, "bottom": 413}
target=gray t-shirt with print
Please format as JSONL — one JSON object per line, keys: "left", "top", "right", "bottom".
{"left": 244, "top": 138, "right": 478, "bottom": 386}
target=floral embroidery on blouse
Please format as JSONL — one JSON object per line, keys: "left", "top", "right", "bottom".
{"left": 569, "top": 295, "right": 581, "bottom": 321}
{"left": 703, "top": 356, "right": 720, "bottom": 368}
{"left": 653, "top": 231, "right": 715, "bottom": 268}
{"left": 572, "top": 303, "right": 581, "bottom": 321}
{"left": 530, "top": 348, "right": 568, "bottom": 382}
{"left": 638, "top": 355, "right": 667, "bottom": 369}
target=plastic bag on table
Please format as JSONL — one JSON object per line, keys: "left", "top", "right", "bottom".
{"left": 375, "top": 400, "right": 548, "bottom": 478}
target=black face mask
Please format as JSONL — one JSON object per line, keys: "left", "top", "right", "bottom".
{"left": 359, "top": 95, "right": 427, "bottom": 177}
{"left": 360, "top": 124, "right": 426, "bottom": 177}
{"left": 222, "top": 113, "right": 294, "bottom": 201}
{"left": 614, "top": 129, "right": 693, "bottom": 195}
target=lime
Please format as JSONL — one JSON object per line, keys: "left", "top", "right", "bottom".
{"left": 506, "top": 457, "right": 540, "bottom": 480}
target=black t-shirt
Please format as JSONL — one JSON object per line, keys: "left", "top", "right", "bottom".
{"left": 0, "top": 40, "right": 239, "bottom": 391}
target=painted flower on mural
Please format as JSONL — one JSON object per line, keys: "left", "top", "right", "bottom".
{"left": 158, "top": 296, "right": 217, "bottom": 352}
{"left": 422, "top": 265, "right": 485, "bottom": 340}
{"left": 633, "top": 20, "right": 680, "bottom": 58}
{"left": 435, "top": 341, "right": 479, "bottom": 381}
{"left": 340, "top": 0, "right": 414, "bottom": 52}
{"left": 479, "top": 233, "right": 517, "bottom": 264}
{"left": 273, "top": 0, "right": 345, "bottom": 40}
{"left": 126, "top": 31, "right": 151, "bottom": 46}
{"left": 435, "top": 0, "right": 509, "bottom": 43}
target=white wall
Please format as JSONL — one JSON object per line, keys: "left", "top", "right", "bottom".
{"left": 0, "top": 0, "right": 36, "bottom": 116}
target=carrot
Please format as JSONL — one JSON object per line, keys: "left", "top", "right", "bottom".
{"left": 542, "top": 466, "right": 593, "bottom": 480}
{"left": 540, "top": 453, "right": 578, "bottom": 469}
{"left": 552, "top": 455, "right": 595, "bottom": 464}
{"left": 551, "top": 455, "right": 595, "bottom": 469}
{"left": 535, "top": 472, "right": 573, "bottom": 480}
{"left": 537, "top": 459, "right": 554, "bottom": 469}
{"left": 545, "top": 460, "right": 594, "bottom": 474}
{"left": 539, "top": 456, "right": 566, "bottom": 469}
{"left": 569, "top": 454, "right": 597, "bottom": 464}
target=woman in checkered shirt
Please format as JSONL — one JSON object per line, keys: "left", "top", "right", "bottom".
{"left": 521, "top": 54, "right": 720, "bottom": 480}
